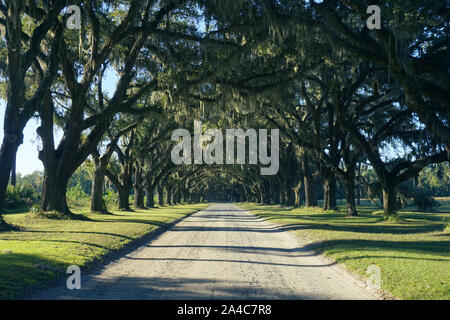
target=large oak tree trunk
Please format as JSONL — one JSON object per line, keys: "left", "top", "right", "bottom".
{"left": 166, "top": 187, "right": 173, "bottom": 206}
{"left": 344, "top": 177, "right": 357, "bottom": 216}
{"left": 293, "top": 180, "right": 302, "bottom": 207}
{"left": 146, "top": 187, "right": 155, "bottom": 208}
{"left": 175, "top": 190, "right": 182, "bottom": 204}
{"left": 41, "top": 166, "right": 71, "bottom": 214}
{"left": 261, "top": 181, "right": 270, "bottom": 204}
{"left": 303, "top": 177, "right": 317, "bottom": 207}
{"left": 323, "top": 172, "right": 337, "bottom": 211}
{"left": 118, "top": 187, "right": 131, "bottom": 211}
{"left": 91, "top": 161, "right": 107, "bottom": 212}
{"left": 39, "top": 93, "right": 109, "bottom": 215}
{"left": 134, "top": 186, "right": 145, "bottom": 209}
{"left": 134, "top": 163, "right": 145, "bottom": 209}
{"left": 302, "top": 155, "right": 317, "bottom": 207}
{"left": 0, "top": 1, "right": 25, "bottom": 214}
{"left": 382, "top": 184, "right": 397, "bottom": 217}
{"left": 0, "top": 137, "right": 21, "bottom": 212}
{"left": 158, "top": 186, "right": 165, "bottom": 206}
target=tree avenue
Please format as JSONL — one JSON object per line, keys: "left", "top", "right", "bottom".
{"left": 0, "top": 0, "right": 448, "bottom": 227}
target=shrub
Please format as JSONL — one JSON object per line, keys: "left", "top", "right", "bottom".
{"left": 66, "top": 184, "right": 90, "bottom": 207}
{"left": 3, "top": 184, "right": 38, "bottom": 210}
{"left": 397, "top": 184, "right": 441, "bottom": 211}
{"left": 104, "top": 189, "right": 118, "bottom": 210}
{"left": 411, "top": 191, "right": 440, "bottom": 211}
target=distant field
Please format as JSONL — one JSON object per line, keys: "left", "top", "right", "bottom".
{"left": 240, "top": 202, "right": 450, "bottom": 300}
{"left": 0, "top": 204, "right": 208, "bottom": 299}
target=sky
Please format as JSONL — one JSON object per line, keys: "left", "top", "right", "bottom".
{"left": 0, "top": 69, "right": 119, "bottom": 176}
{"left": 0, "top": 101, "right": 44, "bottom": 175}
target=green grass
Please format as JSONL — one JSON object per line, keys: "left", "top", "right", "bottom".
{"left": 0, "top": 203, "right": 208, "bottom": 299}
{"left": 239, "top": 202, "right": 450, "bottom": 300}
{"left": 434, "top": 197, "right": 450, "bottom": 213}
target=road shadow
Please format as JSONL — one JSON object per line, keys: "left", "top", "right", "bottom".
{"left": 169, "top": 223, "right": 445, "bottom": 235}
{"left": 33, "top": 276, "right": 331, "bottom": 300}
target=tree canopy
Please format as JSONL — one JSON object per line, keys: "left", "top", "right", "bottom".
{"left": 0, "top": 0, "right": 448, "bottom": 223}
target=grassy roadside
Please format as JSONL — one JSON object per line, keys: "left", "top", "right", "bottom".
{"left": 0, "top": 203, "right": 209, "bottom": 299}
{"left": 239, "top": 203, "right": 450, "bottom": 300}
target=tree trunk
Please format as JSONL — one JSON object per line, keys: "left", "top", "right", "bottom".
{"left": 180, "top": 191, "right": 185, "bottom": 204}
{"left": 293, "top": 180, "right": 302, "bottom": 207}
{"left": 158, "top": 186, "right": 165, "bottom": 206}
{"left": 10, "top": 153, "right": 16, "bottom": 187}
{"left": 175, "top": 190, "right": 182, "bottom": 204}
{"left": 261, "top": 190, "right": 269, "bottom": 204}
{"left": 171, "top": 190, "right": 176, "bottom": 205}
{"left": 166, "top": 187, "right": 173, "bottom": 206}
{"left": 302, "top": 155, "right": 317, "bottom": 207}
{"left": 0, "top": 137, "right": 21, "bottom": 212}
{"left": 38, "top": 92, "right": 109, "bottom": 216}
{"left": 382, "top": 184, "right": 397, "bottom": 216}
{"left": 323, "top": 173, "right": 337, "bottom": 211}
{"left": 135, "top": 185, "right": 145, "bottom": 209}
{"left": 41, "top": 166, "right": 71, "bottom": 214}
{"left": 91, "top": 160, "right": 107, "bottom": 212}
{"left": 38, "top": 92, "right": 73, "bottom": 215}
{"left": 279, "top": 186, "right": 285, "bottom": 205}
{"left": 146, "top": 187, "right": 155, "bottom": 208}
{"left": 356, "top": 162, "right": 362, "bottom": 205}
{"left": 323, "top": 182, "right": 329, "bottom": 210}
{"left": 344, "top": 178, "right": 357, "bottom": 216}
{"left": 356, "top": 182, "right": 361, "bottom": 206}
{"left": 118, "top": 187, "right": 131, "bottom": 211}
{"left": 134, "top": 163, "right": 145, "bottom": 209}
{"left": 285, "top": 180, "right": 294, "bottom": 206}
{"left": 257, "top": 184, "right": 263, "bottom": 204}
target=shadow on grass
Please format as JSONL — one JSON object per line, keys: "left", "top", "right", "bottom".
{"left": 27, "top": 211, "right": 94, "bottom": 222}
{"left": 170, "top": 220, "right": 446, "bottom": 235}
{"left": 401, "top": 213, "right": 449, "bottom": 222}
{"left": 284, "top": 222, "right": 445, "bottom": 234}
{"left": 98, "top": 218, "right": 168, "bottom": 226}
{"left": 337, "top": 254, "right": 449, "bottom": 263}
{"left": 0, "top": 220, "right": 21, "bottom": 232}
{"left": 0, "top": 252, "right": 65, "bottom": 299}
{"left": 304, "top": 239, "right": 450, "bottom": 258}
{"left": 23, "top": 229, "right": 134, "bottom": 241}
{"left": 0, "top": 237, "right": 110, "bottom": 250}
{"left": 249, "top": 208, "right": 447, "bottom": 235}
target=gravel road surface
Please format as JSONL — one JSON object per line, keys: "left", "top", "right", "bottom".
{"left": 32, "top": 203, "right": 380, "bottom": 300}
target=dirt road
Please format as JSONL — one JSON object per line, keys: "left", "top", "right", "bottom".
{"left": 32, "top": 203, "right": 380, "bottom": 299}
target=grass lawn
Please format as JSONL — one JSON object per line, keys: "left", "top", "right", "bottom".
{"left": 239, "top": 202, "right": 450, "bottom": 300}
{"left": 0, "top": 203, "right": 208, "bottom": 299}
